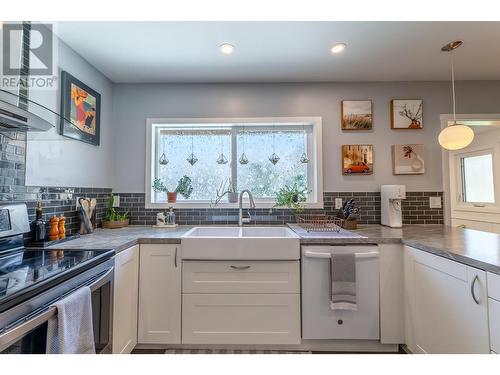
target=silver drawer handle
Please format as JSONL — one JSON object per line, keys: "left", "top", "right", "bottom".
{"left": 471, "top": 275, "right": 480, "bottom": 304}
{"left": 230, "top": 265, "right": 250, "bottom": 270}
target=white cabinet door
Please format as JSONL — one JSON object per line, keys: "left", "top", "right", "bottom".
{"left": 489, "top": 298, "right": 500, "bottom": 354}
{"left": 112, "top": 245, "right": 139, "bottom": 354}
{"left": 182, "top": 293, "right": 300, "bottom": 344}
{"left": 138, "top": 244, "right": 181, "bottom": 344}
{"left": 404, "top": 246, "right": 489, "bottom": 353}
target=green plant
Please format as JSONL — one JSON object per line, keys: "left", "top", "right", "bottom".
{"left": 152, "top": 178, "right": 168, "bottom": 193}
{"left": 210, "top": 179, "right": 231, "bottom": 208}
{"left": 274, "top": 179, "right": 309, "bottom": 213}
{"left": 175, "top": 175, "right": 193, "bottom": 199}
{"left": 104, "top": 193, "right": 129, "bottom": 221}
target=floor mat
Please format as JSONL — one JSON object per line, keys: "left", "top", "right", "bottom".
{"left": 164, "top": 349, "right": 312, "bottom": 354}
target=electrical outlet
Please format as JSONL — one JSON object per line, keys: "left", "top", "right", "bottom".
{"left": 335, "top": 198, "right": 343, "bottom": 210}
{"left": 429, "top": 196, "right": 442, "bottom": 209}
{"left": 113, "top": 195, "right": 120, "bottom": 207}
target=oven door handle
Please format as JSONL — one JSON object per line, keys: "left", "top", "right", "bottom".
{"left": 0, "top": 266, "right": 113, "bottom": 352}
{"left": 89, "top": 267, "right": 114, "bottom": 292}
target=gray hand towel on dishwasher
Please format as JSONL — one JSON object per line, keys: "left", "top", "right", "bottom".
{"left": 330, "top": 253, "right": 357, "bottom": 311}
{"left": 46, "top": 286, "right": 95, "bottom": 354}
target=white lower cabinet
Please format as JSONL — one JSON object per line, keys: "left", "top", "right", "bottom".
{"left": 138, "top": 244, "right": 181, "bottom": 344}
{"left": 404, "top": 246, "right": 489, "bottom": 353}
{"left": 182, "top": 293, "right": 300, "bottom": 344}
{"left": 489, "top": 297, "right": 500, "bottom": 353}
{"left": 112, "top": 245, "right": 139, "bottom": 354}
{"left": 181, "top": 260, "right": 301, "bottom": 345}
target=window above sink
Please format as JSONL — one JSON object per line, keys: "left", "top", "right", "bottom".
{"left": 145, "top": 117, "right": 323, "bottom": 209}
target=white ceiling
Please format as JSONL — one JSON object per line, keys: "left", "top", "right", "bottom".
{"left": 54, "top": 21, "right": 500, "bottom": 83}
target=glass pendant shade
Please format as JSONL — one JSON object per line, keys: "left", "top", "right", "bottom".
{"left": 438, "top": 124, "right": 474, "bottom": 150}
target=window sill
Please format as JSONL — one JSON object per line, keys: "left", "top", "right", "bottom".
{"left": 144, "top": 201, "right": 324, "bottom": 210}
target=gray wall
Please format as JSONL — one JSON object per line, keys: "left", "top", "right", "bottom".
{"left": 24, "top": 34, "right": 114, "bottom": 188}
{"left": 111, "top": 81, "right": 500, "bottom": 193}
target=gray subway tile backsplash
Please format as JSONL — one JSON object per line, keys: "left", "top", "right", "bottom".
{"left": 0, "top": 129, "right": 443, "bottom": 236}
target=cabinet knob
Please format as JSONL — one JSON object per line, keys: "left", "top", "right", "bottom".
{"left": 337, "top": 319, "right": 343, "bottom": 325}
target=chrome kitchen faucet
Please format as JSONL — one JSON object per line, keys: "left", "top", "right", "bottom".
{"left": 238, "top": 190, "right": 256, "bottom": 226}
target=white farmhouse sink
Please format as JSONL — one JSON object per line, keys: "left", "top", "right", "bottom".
{"left": 181, "top": 226, "right": 300, "bottom": 260}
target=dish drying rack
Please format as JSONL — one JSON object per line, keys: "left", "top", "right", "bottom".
{"left": 295, "top": 214, "right": 344, "bottom": 232}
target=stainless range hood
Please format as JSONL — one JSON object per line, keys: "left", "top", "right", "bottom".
{"left": 0, "top": 89, "right": 57, "bottom": 132}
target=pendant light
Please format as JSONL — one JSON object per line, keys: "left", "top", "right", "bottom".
{"left": 216, "top": 131, "right": 228, "bottom": 165}
{"left": 186, "top": 127, "right": 198, "bottom": 166}
{"left": 300, "top": 124, "right": 310, "bottom": 164}
{"left": 438, "top": 41, "right": 474, "bottom": 150}
{"left": 239, "top": 124, "right": 249, "bottom": 165}
{"left": 268, "top": 124, "right": 280, "bottom": 165}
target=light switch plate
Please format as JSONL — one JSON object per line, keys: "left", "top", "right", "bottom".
{"left": 335, "top": 198, "right": 343, "bottom": 210}
{"left": 113, "top": 195, "right": 120, "bottom": 207}
{"left": 429, "top": 196, "right": 442, "bottom": 209}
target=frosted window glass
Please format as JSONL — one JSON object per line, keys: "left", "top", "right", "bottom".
{"left": 461, "top": 154, "right": 495, "bottom": 203}
{"left": 237, "top": 130, "right": 308, "bottom": 198}
{"left": 152, "top": 124, "right": 312, "bottom": 203}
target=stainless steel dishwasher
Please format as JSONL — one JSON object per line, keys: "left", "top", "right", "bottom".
{"left": 301, "top": 245, "right": 380, "bottom": 340}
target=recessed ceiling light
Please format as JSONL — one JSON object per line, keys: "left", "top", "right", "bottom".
{"left": 220, "top": 43, "right": 234, "bottom": 55}
{"left": 331, "top": 43, "right": 347, "bottom": 54}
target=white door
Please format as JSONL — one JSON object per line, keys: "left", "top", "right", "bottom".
{"left": 138, "top": 244, "right": 181, "bottom": 344}
{"left": 112, "top": 245, "right": 139, "bottom": 354}
{"left": 405, "top": 246, "right": 489, "bottom": 353}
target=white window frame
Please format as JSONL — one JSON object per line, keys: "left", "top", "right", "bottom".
{"left": 449, "top": 143, "right": 500, "bottom": 216}
{"left": 145, "top": 117, "right": 323, "bottom": 209}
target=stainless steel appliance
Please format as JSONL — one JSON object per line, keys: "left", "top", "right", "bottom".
{"left": 0, "top": 204, "right": 114, "bottom": 354}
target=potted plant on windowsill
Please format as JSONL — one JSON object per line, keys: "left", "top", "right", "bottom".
{"left": 274, "top": 176, "right": 309, "bottom": 213}
{"left": 152, "top": 176, "right": 194, "bottom": 204}
{"left": 102, "top": 193, "right": 130, "bottom": 229}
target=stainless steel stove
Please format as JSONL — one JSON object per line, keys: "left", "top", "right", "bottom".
{"left": 0, "top": 204, "right": 114, "bottom": 354}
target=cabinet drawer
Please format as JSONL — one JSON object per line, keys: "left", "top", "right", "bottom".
{"left": 487, "top": 272, "right": 500, "bottom": 301}
{"left": 182, "top": 260, "right": 300, "bottom": 294}
{"left": 182, "top": 293, "right": 300, "bottom": 344}
{"left": 489, "top": 298, "right": 500, "bottom": 353}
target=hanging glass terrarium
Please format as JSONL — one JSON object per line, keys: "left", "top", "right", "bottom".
{"left": 300, "top": 124, "right": 310, "bottom": 163}
{"left": 186, "top": 128, "right": 198, "bottom": 166}
{"left": 159, "top": 153, "right": 169, "bottom": 165}
{"left": 239, "top": 124, "right": 249, "bottom": 165}
{"left": 268, "top": 125, "right": 280, "bottom": 165}
{"left": 216, "top": 132, "right": 228, "bottom": 165}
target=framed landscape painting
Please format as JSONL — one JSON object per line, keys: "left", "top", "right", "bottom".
{"left": 342, "top": 144, "right": 374, "bottom": 175}
{"left": 391, "top": 99, "right": 423, "bottom": 129}
{"left": 392, "top": 144, "right": 425, "bottom": 175}
{"left": 341, "top": 100, "right": 373, "bottom": 130}
{"left": 60, "top": 71, "right": 101, "bottom": 145}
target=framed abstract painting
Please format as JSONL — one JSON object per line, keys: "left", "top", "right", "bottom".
{"left": 390, "top": 99, "right": 423, "bottom": 129}
{"left": 60, "top": 71, "right": 101, "bottom": 145}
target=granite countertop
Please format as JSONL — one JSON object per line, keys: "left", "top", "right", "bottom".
{"left": 42, "top": 224, "right": 500, "bottom": 275}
